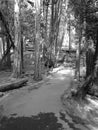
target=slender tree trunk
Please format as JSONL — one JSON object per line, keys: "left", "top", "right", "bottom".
{"left": 49, "top": 0, "right": 54, "bottom": 57}
{"left": 0, "top": 38, "right": 3, "bottom": 59}
{"left": 49, "top": 0, "right": 62, "bottom": 62}
{"left": 68, "top": 13, "right": 71, "bottom": 51}
{"left": 45, "top": 4, "right": 48, "bottom": 43}
{"left": 6, "top": 36, "right": 11, "bottom": 68}
{"left": 2, "top": 37, "right": 5, "bottom": 55}
{"left": 34, "top": 0, "right": 42, "bottom": 81}
{"left": 54, "top": 0, "right": 62, "bottom": 56}
{"left": 4, "top": 0, "right": 11, "bottom": 68}
{"left": 21, "top": 34, "right": 24, "bottom": 70}
{"left": 93, "top": 29, "right": 98, "bottom": 77}
{"left": 0, "top": 11, "right": 14, "bottom": 49}
{"left": 75, "top": 29, "right": 82, "bottom": 80}
{"left": 12, "top": 0, "right": 22, "bottom": 78}
{"left": 42, "top": 1, "right": 49, "bottom": 62}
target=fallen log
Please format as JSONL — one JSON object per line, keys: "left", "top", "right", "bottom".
{"left": 0, "top": 78, "right": 28, "bottom": 92}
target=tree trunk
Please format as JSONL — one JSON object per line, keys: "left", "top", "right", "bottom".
{"left": 3, "top": 0, "right": 11, "bottom": 68}
{"left": 6, "top": 36, "right": 11, "bottom": 68}
{"left": 45, "top": 3, "right": 48, "bottom": 44}
{"left": 12, "top": 0, "right": 22, "bottom": 78}
{"left": 34, "top": 0, "right": 42, "bottom": 81}
{"left": 2, "top": 37, "right": 5, "bottom": 56}
{"left": 68, "top": 13, "right": 71, "bottom": 51}
{"left": 0, "top": 11, "right": 14, "bottom": 49}
{"left": 86, "top": 47, "right": 94, "bottom": 78}
{"left": 21, "top": 34, "right": 24, "bottom": 70}
{"left": 93, "top": 29, "right": 98, "bottom": 77}
{"left": 49, "top": 0, "right": 54, "bottom": 56}
{"left": 75, "top": 29, "right": 81, "bottom": 80}
{"left": 54, "top": 0, "right": 62, "bottom": 56}
{"left": 0, "top": 10, "right": 14, "bottom": 65}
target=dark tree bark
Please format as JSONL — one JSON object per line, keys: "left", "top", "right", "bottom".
{"left": 86, "top": 47, "right": 94, "bottom": 78}
{"left": 0, "top": 10, "right": 14, "bottom": 65}
{"left": 6, "top": 36, "right": 11, "bottom": 68}
{"left": 49, "top": 0, "right": 54, "bottom": 55}
{"left": 93, "top": 29, "right": 98, "bottom": 75}
{"left": 75, "top": 29, "right": 82, "bottom": 80}
{"left": 0, "top": 11, "right": 14, "bottom": 49}
{"left": 21, "top": 35, "right": 24, "bottom": 70}
{"left": 4, "top": 0, "right": 11, "bottom": 68}
{"left": 68, "top": 13, "right": 71, "bottom": 51}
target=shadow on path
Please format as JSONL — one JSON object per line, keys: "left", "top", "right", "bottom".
{"left": 0, "top": 113, "right": 63, "bottom": 130}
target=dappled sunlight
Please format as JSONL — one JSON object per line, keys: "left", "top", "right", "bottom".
{"left": 52, "top": 66, "right": 74, "bottom": 76}
{"left": 48, "top": 73, "right": 66, "bottom": 81}
{"left": 52, "top": 66, "right": 64, "bottom": 73}
{"left": 57, "top": 68, "right": 73, "bottom": 76}
{"left": 62, "top": 90, "right": 98, "bottom": 130}
{"left": 49, "top": 66, "right": 74, "bottom": 81}
{"left": 53, "top": 74, "right": 67, "bottom": 81}
{"left": 87, "top": 96, "right": 98, "bottom": 108}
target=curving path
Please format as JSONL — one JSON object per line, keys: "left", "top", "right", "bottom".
{"left": 0, "top": 67, "right": 95, "bottom": 130}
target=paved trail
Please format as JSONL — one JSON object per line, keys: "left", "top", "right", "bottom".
{"left": 0, "top": 67, "right": 95, "bottom": 130}
{"left": 0, "top": 68, "right": 73, "bottom": 116}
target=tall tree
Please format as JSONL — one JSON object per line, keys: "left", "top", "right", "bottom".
{"left": 4, "top": 0, "right": 11, "bottom": 68}
{"left": 12, "top": 0, "right": 22, "bottom": 78}
{"left": 34, "top": 0, "right": 42, "bottom": 80}
{"left": 68, "top": 13, "right": 71, "bottom": 51}
{"left": 69, "top": 0, "right": 87, "bottom": 80}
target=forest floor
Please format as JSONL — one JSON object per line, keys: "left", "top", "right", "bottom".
{"left": 0, "top": 51, "right": 98, "bottom": 130}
